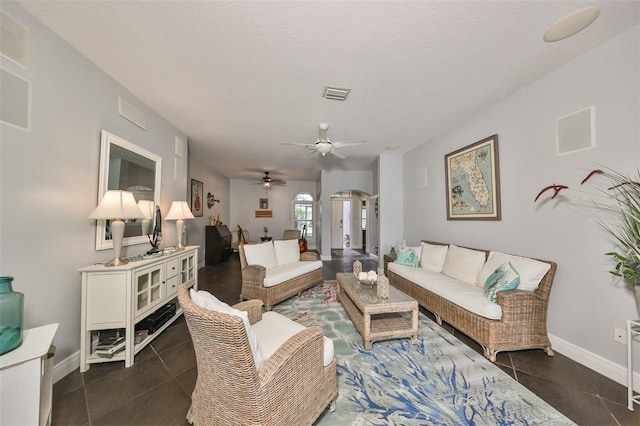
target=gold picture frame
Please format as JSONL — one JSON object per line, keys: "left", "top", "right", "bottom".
{"left": 445, "top": 134, "right": 501, "bottom": 220}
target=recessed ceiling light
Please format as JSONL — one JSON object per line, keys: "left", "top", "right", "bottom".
{"left": 543, "top": 7, "right": 600, "bottom": 42}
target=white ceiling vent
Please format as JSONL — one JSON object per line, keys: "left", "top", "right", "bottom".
{"left": 323, "top": 86, "right": 350, "bottom": 101}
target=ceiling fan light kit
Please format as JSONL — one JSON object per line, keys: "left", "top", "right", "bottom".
{"left": 254, "top": 171, "right": 286, "bottom": 189}
{"left": 281, "top": 122, "right": 366, "bottom": 159}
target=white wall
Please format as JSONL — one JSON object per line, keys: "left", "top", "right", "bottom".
{"left": 229, "top": 179, "right": 317, "bottom": 246}
{"left": 403, "top": 26, "right": 639, "bottom": 374}
{"left": 0, "top": 3, "right": 189, "bottom": 365}
{"left": 379, "top": 152, "right": 404, "bottom": 263}
{"left": 187, "top": 155, "right": 230, "bottom": 266}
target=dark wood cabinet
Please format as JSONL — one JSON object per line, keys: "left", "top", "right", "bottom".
{"left": 205, "top": 225, "right": 232, "bottom": 265}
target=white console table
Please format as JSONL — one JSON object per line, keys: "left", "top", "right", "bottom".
{"left": 0, "top": 323, "right": 58, "bottom": 426}
{"left": 79, "top": 246, "right": 198, "bottom": 372}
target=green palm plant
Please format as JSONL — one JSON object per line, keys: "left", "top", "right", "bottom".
{"left": 536, "top": 168, "right": 640, "bottom": 287}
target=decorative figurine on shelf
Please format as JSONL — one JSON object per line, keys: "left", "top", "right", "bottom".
{"left": 215, "top": 214, "right": 222, "bottom": 226}
{"left": 260, "top": 227, "right": 272, "bottom": 242}
{"left": 147, "top": 206, "right": 162, "bottom": 254}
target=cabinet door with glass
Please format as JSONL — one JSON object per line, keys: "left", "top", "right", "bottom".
{"left": 180, "top": 252, "right": 196, "bottom": 286}
{"left": 134, "top": 264, "right": 165, "bottom": 319}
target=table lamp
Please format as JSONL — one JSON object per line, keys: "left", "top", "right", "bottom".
{"left": 89, "top": 190, "right": 144, "bottom": 266}
{"left": 137, "top": 200, "right": 155, "bottom": 236}
{"left": 165, "top": 201, "right": 194, "bottom": 249}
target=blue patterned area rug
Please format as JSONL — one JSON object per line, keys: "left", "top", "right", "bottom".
{"left": 272, "top": 281, "right": 575, "bottom": 426}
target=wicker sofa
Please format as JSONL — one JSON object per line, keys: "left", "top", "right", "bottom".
{"left": 239, "top": 239, "right": 323, "bottom": 310}
{"left": 385, "top": 240, "right": 557, "bottom": 361}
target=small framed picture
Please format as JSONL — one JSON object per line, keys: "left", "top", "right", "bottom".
{"left": 259, "top": 198, "right": 269, "bottom": 209}
{"left": 191, "top": 179, "right": 203, "bottom": 217}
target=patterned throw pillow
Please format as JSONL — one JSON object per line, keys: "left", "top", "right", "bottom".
{"left": 484, "top": 262, "right": 520, "bottom": 303}
{"left": 395, "top": 246, "right": 421, "bottom": 268}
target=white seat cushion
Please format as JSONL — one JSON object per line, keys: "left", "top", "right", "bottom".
{"left": 420, "top": 242, "right": 449, "bottom": 272}
{"left": 263, "top": 260, "right": 322, "bottom": 287}
{"left": 189, "top": 289, "right": 266, "bottom": 369}
{"left": 476, "top": 251, "right": 551, "bottom": 291}
{"left": 441, "top": 244, "right": 486, "bottom": 285}
{"left": 252, "top": 311, "right": 334, "bottom": 367}
{"left": 388, "top": 262, "right": 502, "bottom": 320}
{"left": 243, "top": 241, "right": 278, "bottom": 270}
{"left": 274, "top": 239, "right": 300, "bottom": 266}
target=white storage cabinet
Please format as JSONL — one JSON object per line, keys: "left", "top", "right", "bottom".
{"left": 79, "top": 246, "right": 198, "bottom": 372}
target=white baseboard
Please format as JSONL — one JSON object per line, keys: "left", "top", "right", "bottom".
{"left": 549, "top": 333, "right": 640, "bottom": 390}
{"left": 53, "top": 350, "right": 80, "bottom": 384}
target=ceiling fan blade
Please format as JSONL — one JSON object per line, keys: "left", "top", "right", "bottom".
{"left": 332, "top": 140, "right": 367, "bottom": 147}
{"left": 280, "top": 142, "right": 314, "bottom": 148}
{"left": 329, "top": 149, "right": 346, "bottom": 159}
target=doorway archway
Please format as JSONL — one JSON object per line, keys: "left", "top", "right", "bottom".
{"left": 329, "top": 190, "right": 372, "bottom": 253}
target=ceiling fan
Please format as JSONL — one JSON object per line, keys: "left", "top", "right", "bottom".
{"left": 253, "top": 171, "right": 286, "bottom": 189}
{"left": 281, "top": 123, "right": 366, "bottom": 159}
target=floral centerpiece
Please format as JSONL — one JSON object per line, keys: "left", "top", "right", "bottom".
{"left": 536, "top": 168, "right": 640, "bottom": 313}
{"left": 358, "top": 270, "right": 379, "bottom": 286}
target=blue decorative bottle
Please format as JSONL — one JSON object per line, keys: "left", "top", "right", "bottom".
{"left": 0, "top": 276, "right": 23, "bottom": 355}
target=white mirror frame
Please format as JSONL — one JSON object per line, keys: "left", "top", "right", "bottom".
{"left": 95, "top": 130, "right": 162, "bottom": 250}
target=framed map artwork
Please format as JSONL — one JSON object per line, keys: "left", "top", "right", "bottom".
{"left": 444, "top": 135, "right": 501, "bottom": 220}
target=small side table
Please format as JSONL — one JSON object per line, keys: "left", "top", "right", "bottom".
{"left": 627, "top": 319, "right": 640, "bottom": 410}
{"left": 383, "top": 254, "right": 396, "bottom": 275}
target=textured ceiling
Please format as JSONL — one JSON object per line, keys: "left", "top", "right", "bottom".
{"left": 16, "top": 1, "right": 640, "bottom": 182}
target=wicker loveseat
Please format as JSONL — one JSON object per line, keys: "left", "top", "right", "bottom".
{"left": 385, "top": 240, "right": 557, "bottom": 361}
{"left": 178, "top": 284, "right": 337, "bottom": 425}
{"left": 239, "top": 240, "right": 323, "bottom": 310}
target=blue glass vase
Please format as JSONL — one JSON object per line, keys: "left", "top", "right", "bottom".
{"left": 0, "top": 276, "right": 23, "bottom": 355}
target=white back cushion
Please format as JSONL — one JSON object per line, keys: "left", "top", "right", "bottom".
{"left": 477, "top": 251, "right": 551, "bottom": 291}
{"left": 189, "top": 289, "right": 265, "bottom": 369}
{"left": 441, "top": 244, "right": 486, "bottom": 285}
{"left": 274, "top": 239, "right": 300, "bottom": 266}
{"left": 243, "top": 241, "right": 278, "bottom": 270}
{"left": 420, "top": 242, "right": 449, "bottom": 272}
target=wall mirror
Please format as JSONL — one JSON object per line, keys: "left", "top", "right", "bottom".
{"left": 95, "top": 130, "right": 162, "bottom": 250}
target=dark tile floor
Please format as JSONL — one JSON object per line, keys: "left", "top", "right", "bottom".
{"left": 52, "top": 249, "right": 640, "bottom": 425}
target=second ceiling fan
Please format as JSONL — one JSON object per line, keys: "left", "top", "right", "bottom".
{"left": 281, "top": 123, "right": 366, "bottom": 159}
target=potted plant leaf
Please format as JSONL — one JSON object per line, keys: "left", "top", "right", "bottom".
{"left": 536, "top": 168, "right": 640, "bottom": 314}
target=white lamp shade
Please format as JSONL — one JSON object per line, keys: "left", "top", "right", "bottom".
{"left": 165, "top": 201, "right": 195, "bottom": 220}
{"left": 137, "top": 200, "right": 155, "bottom": 219}
{"left": 89, "top": 190, "right": 144, "bottom": 220}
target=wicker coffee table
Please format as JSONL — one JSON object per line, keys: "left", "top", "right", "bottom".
{"left": 336, "top": 272, "right": 418, "bottom": 349}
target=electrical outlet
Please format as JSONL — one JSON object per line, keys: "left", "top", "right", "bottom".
{"left": 614, "top": 327, "right": 627, "bottom": 345}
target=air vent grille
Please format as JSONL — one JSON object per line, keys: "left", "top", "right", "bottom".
{"left": 323, "top": 86, "right": 350, "bottom": 101}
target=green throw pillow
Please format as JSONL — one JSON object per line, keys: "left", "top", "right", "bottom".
{"left": 484, "top": 262, "right": 520, "bottom": 303}
{"left": 396, "top": 246, "right": 421, "bottom": 268}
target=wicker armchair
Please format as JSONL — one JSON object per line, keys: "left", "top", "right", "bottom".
{"left": 178, "top": 284, "right": 337, "bottom": 425}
